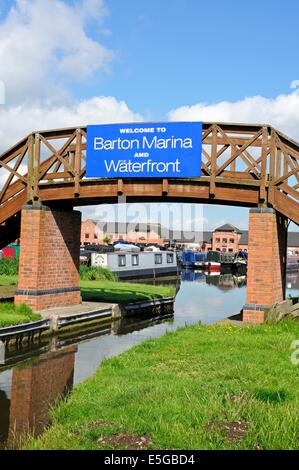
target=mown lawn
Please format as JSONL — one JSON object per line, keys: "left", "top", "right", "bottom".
{"left": 0, "top": 303, "right": 41, "bottom": 327}
{"left": 80, "top": 279, "right": 175, "bottom": 304}
{"left": 0, "top": 275, "right": 175, "bottom": 305}
{"left": 24, "top": 321, "right": 299, "bottom": 450}
{"left": 0, "top": 274, "right": 18, "bottom": 286}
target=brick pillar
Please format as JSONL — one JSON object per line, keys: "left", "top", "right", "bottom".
{"left": 243, "top": 208, "right": 287, "bottom": 323}
{"left": 15, "top": 205, "right": 81, "bottom": 311}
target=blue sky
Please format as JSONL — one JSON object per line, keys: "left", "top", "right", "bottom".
{"left": 0, "top": 0, "right": 298, "bottom": 232}
{"left": 86, "top": 0, "right": 299, "bottom": 117}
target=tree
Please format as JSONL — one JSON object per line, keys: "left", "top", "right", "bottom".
{"left": 103, "top": 233, "right": 112, "bottom": 245}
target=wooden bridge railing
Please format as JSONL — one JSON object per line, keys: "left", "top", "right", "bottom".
{"left": 0, "top": 122, "right": 298, "bottom": 227}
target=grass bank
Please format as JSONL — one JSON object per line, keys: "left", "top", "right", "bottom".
{"left": 0, "top": 265, "right": 175, "bottom": 325}
{"left": 0, "top": 303, "right": 41, "bottom": 328}
{"left": 0, "top": 274, "right": 18, "bottom": 286}
{"left": 0, "top": 264, "right": 175, "bottom": 305}
{"left": 24, "top": 320, "right": 299, "bottom": 450}
{"left": 80, "top": 279, "right": 175, "bottom": 304}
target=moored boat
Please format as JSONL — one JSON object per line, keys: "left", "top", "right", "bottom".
{"left": 287, "top": 256, "right": 299, "bottom": 271}
{"left": 233, "top": 250, "right": 248, "bottom": 273}
{"left": 91, "top": 245, "right": 179, "bottom": 279}
{"left": 204, "top": 250, "right": 234, "bottom": 272}
{"left": 181, "top": 250, "right": 207, "bottom": 268}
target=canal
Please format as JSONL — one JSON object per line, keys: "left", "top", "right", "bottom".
{"left": 0, "top": 269, "right": 298, "bottom": 447}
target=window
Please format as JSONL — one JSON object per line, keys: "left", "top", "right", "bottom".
{"left": 94, "top": 234, "right": 98, "bottom": 239}
{"left": 228, "top": 248, "right": 233, "bottom": 252}
{"left": 229, "top": 238, "right": 234, "bottom": 243}
{"left": 222, "top": 238, "right": 227, "bottom": 243}
{"left": 155, "top": 254, "right": 162, "bottom": 265}
{"left": 85, "top": 234, "right": 89, "bottom": 239}
{"left": 132, "top": 254, "right": 139, "bottom": 266}
{"left": 216, "top": 248, "right": 221, "bottom": 251}
{"left": 118, "top": 255, "right": 126, "bottom": 267}
{"left": 167, "top": 253, "right": 174, "bottom": 263}
{"left": 216, "top": 238, "right": 220, "bottom": 242}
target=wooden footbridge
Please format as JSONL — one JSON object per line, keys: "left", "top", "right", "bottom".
{"left": 0, "top": 122, "right": 298, "bottom": 322}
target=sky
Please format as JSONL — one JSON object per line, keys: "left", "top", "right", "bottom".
{"left": 0, "top": 0, "right": 298, "bottom": 232}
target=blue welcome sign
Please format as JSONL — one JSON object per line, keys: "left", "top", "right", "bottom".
{"left": 86, "top": 121, "right": 202, "bottom": 178}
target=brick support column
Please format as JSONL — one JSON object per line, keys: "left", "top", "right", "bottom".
{"left": 15, "top": 205, "right": 81, "bottom": 311}
{"left": 243, "top": 208, "right": 287, "bottom": 323}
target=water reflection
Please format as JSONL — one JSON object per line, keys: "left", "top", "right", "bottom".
{"left": 286, "top": 270, "right": 299, "bottom": 297}
{"left": 0, "top": 389, "right": 10, "bottom": 444}
{"left": 0, "top": 346, "right": 76, "bottom": 448}
{"left": 0, "top": 268, "right": 298, "bottom": 448}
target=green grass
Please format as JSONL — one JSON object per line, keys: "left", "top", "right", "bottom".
{"left": 0, "top": 274, "right": 18, "bottom": 286}
{"left": 80, "top": 279, "right": 175, "bottom": 304}
{"left": 24, "top": 320, "right": 299, "bottom": 450}
{"left": 0, "top": 268, "right": 174, "bottom": 305}
{"left": 0, "top": 303, "right": 41, "bottom": 327}
{"left": 0, "top": 257, "right": 19, "bottom": 276}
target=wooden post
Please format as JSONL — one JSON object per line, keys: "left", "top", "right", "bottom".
{"left": 27, "top": 134, "right": 35, "bottom": 203}
{"left": 210, "top": 125, "right": 217, "bottom": 196}
{"left": 74, "top": 129, "right": 82, "bottom": 196}
{"left": 268, "top": 129, "right": 276, "bottom": 206}
{"left": 259, "top": 126, "right": 268, "bottom": 203}
{"left": 33, "top": 133, "right": 40, "bottom": 201}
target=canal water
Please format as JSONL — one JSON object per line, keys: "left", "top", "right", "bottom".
{"left": 0, "top": 269, "right": 298, "bottom": 447}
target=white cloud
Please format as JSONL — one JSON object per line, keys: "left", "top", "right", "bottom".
{"left": 0, "top": 96, "right": 142, "bottom": 149}
{"left": 290, "top": 80, "right": 299, "bottom": 90}
{"left": 0, "top": 0, "right": 112, "bottom": 104}
{"left": 168, "top": 91, "right": 299, "bottom": 141}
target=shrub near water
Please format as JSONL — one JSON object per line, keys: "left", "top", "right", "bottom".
{"left": 0, "top": 257, "right": 19, "bottom": 276}
{"left": 79, "top": 265, "right": 118, "bottom": 282}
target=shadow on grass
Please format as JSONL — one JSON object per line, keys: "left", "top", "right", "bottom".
{"left": 253, "top": 389, "right": 290, "bottom": 404}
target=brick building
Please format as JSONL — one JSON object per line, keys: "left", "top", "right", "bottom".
{"left": 81, "top": 219, "right": 299, "bottom": 254}
{"left": 211, "top": 224, "right": 243, "bottom": 253}
{"left": 81, "top": 219, "right": 164, "bottom": 246}
{"left": 171, "top": 223, "right": 299, "bottom": 255}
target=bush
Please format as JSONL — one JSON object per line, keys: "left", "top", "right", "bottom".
{"left": 0, "top": 257, "right": 19, "bottom": 275}
{"left": 79, "top": 265, "right": 118, "bottom": 282}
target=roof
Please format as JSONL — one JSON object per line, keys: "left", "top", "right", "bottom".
{"left": 164, "top": 230, "right": 213, "bottom": 243}
{"left": 214, "top": 224, "right": 242, "bottom": 234}
{"left": 236, "top": 231, "right": 299, "bottom": 247}
{"left": 239, "top": 232, "right": 248, "bottom": 245}
{"left": 288, "top": 232, "right": 299, "bottom": 247}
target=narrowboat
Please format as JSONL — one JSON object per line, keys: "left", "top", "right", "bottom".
{"left": 181, "top": 250, "right": 207, "bottom": 268}
{"left": 204, "top": 251, "right": 235, "bottom": 272}
{"left": 233, "top": 250, "right": 248, "bottom": 273}
{"left": 91, "top": 248, "right": 179, "bottom": 279}
{"left": 287, "top": 256, "right": 299, "bottom": 271}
